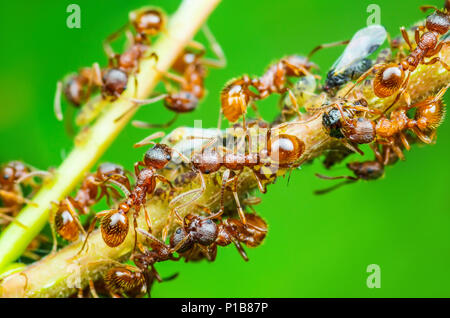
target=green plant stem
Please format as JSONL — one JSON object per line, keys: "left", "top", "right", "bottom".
{"left": 0, "top": 0, "right": 222, "bottom": 272}
{"left": 0, "top": 24, "right": 448, "bottom": 299}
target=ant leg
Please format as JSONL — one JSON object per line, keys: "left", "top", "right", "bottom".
{"left": 169, "top": 171, "right": 206, "bottom": 215}
{"left": 231, "top": 237, "right": 249, "bottom": 262}
{"left": 400, "top": 27, "right": 413, "bottom": 51}
{"left": 89, "top": 279, "right": 99, "bottom": 298}
{"left": 399, "top": 132, "right": 411, "bottom": 151}
{"left": 132, "top": 114, "right": 179, "bottom": 130}
{"left": 287, "top": 89, "right": 302, "bottom": 117}
{"left": 0, "top": 212, "right": 27, "bottom": 230}
{"left": 156, "top": 174, "right": 175, "bottom": 189}
{"left": 231, "top": 171, "right": 246, "bottom": 224}
{"left": 103, "top": 23, "right": 130, "bottom": 60}
{"left": 407, "top": 84, "right": 450, "bottom": 111}
{"left": 423, "top": 56, "right": 450, "bottom": 71}
{"left": 314, "top": 179, "right": 357, "bottom": 195}
{"left": 315, "top": 173, "right": 358, "bottom": 181}
{"left": 199, "top": 24, "right": 227, "bottom": 68}
{"left": 411, "top": 127, "right": 432, "bottom": 144}
{"left": 54, "top": 81, "right": 64, "bottom": 121}
{"left": 76, "top": 210, "right": 111, "bottom": 257}
{"left": 370, "top": 143, "right": 383, "bottom": 163}
{"left": 0, "top": 190, "right": 37, "bottom": 208}
{"left": 133, "top": 131, "right": 166, "bottom": 148}
{"left": 343, "top": 64, "right": 381, "bottom": 98}
{"left": 15, "top": 170, "right": 52, "bottom": 186}
{"left": 115, "top": 94, "right": 168, "bottom": 123}
{"left": 64, "top": 198, "right": 87, "bottom": 239}
{"left": 308, "top": 39, "right": 350, "bottom": 59}
{"left": 252, "top": 170, "right": 266, "bottom": 194}
{"left": 419, "top": 5, "right": 440, "bottom": 12}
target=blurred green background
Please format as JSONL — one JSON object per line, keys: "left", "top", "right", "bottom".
{"left": 1, "top": 0, "right": 449, "bottom": 297}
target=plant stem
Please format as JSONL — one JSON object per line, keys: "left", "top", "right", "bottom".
{"left": 0, "top": 0, "right": 222, "bottom": 272}
{"left": 0, "top": 24, "right": 448, "bottom": 299}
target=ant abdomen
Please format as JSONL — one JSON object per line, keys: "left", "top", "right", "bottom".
{"left": 373, "top": 63, "right": 404, "bottom": 98}
{"left": 101, "top": 210, "right": 129, "bottom": 247}
{"left": 269, "top": 134, "right": 305, "bottom": 165}
{"left": 104, "top": 266, "right": 146, "bottom": 297}
{"left": 347, "top": 161, "right": 384, "bottom": 180}
{"left": 54, "top": 209, "right": 80, "bottom": 242}
{"left": 414, "top": 98, "right": 445, "bottom": 131}
{"left": 164, "top": 92, "right": 198, "bottom": 113}
{"left": 132, "top": 8, "right": 166, "bottom": 36}
{"left": 425, "top": 11, "right": 450, "bottom": 35}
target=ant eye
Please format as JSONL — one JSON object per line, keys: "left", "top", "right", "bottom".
{"left": 176, "top": 228, "right": 181, "bottom": 234}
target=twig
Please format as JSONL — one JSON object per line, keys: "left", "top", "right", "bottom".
{"left": 0, "top": 0, "right": 222, "bottom": 273}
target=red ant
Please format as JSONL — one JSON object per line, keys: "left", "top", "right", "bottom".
{"left": 51, "top": 163, "right": 131, "bottom": 248}
{"left": 54, "top": 64, "right": 103, "bottom": 122}
{"left": 0, "top": 161, "right": 50, "bottom": 227}
{"left": 344, "top": 7, "right": 449, "bottom": 111}
{"left": 129, "top": 26, "right": 226, "bottom": 128}
{"left": 169, "top": 211, "right": 267, "bottom": 262}
{"left": 219, "top": 56, "right": 317, "bottom": 128}
{"left": 104, "top": 264, "right": 177, "bottom": 298}
{"left": 78, "top": 133, "right": 187, "bottom": 251}
{"left": 168, "top": 129, "right": 305, "bottom": 234}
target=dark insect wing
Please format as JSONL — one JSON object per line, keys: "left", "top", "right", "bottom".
{"left": 331, "top": 25, "right": 387, "bottom": 76}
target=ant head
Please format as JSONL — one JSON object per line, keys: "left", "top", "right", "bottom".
{"left": 164, "top": 92, "right": 199, "bottom": 113}
{"left": 102, "top": 68, "right": 128, "bottom": 98}
{"left": 0, "top": 166, "right": 15, "bottom": 185}
{"left": 426, "top": 11, "right": 450, "bottom": 35}
{"left": 169, "top": 227, "right": 193, "bottom": 253}
{"left": 347, "top": 161, "right": 384, "bottom": 180}
{"left": 100, "top": 210, "right": 129, "bottom": 247}
{"left": 269, "top": 134, "right": 305, "bottom": 166}
{"left": 185, "top": 214, "right": 218, "bottom": 246}
{"left": 143, "top": 143, "right": 172, "bottom": 169}
{"left": 131, "top": 8, "right": 166, "bottom": 36}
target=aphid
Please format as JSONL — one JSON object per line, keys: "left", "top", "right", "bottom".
{"left": 344, "top": 9, "right": 449, "bottom": 111}
{"left": 54, "top": 64, "right": 103, "bottom": 121}
{"left": 79, "top": 137, "right": 179, "bottom": 251}
{"left": 308, "top": 25, "right": 386, "bottom": 92}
